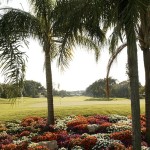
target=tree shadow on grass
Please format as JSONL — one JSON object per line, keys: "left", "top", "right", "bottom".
{"left": 84, "top": 98, "right": 113, "bottom": 101}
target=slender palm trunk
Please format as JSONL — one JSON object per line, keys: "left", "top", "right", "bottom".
{"left": 139, "top": 9, "right": 150, "bottom": 144}
{"left": 143, "top": 50, "right": 150, "bottom": 144}
{"left": 125, "top": 26, "right": 141, "bottom": 149}
{"left": 45, "top": 49, "right": 54, "bottom": 125}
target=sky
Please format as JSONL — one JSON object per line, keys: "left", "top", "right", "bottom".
{"left": 0, "top": 0, "right": 145, "bottom": 91}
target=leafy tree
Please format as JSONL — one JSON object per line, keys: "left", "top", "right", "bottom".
{"left": 0, "top": 83, "right": 22, "bottom": 98}
{"left": 111, "top": 81, "right": 130, "bottom": 98}
{"left": 85, "top": 78, "right": 116, "bottom": 97}
{"left": 85, "top": 79, "right": 130, "bottom": 98}
{"left": 53, "top": 89, "right": 69, "bottom": 97}
{"left": 23, "top": 80, "right": 46, "bottom": 98}
{"left": 139, "top": 85, "right": 145, "bottom": 98}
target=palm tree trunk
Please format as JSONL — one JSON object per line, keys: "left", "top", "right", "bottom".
{"left": 125, "top": 27, "right": 141, "bottom": 149}
{"left": 139, "top": 9, "right": 150, "bottom": 144}
{"left": 45, "top": 50, "right": 54, "bottom": 125}
{"left": 143, "top": 50, "right": 150, "bottom": 144}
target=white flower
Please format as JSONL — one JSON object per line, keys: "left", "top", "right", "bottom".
{"left": 28, "top": 142, "right": 39, "bottom": 148}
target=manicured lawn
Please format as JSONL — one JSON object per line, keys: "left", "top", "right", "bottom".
{"left": 0, "top": 96, "right": 145, "bottom": 122}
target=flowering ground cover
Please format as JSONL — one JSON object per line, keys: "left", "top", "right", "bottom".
{"left": 0, "top": 114, "right": 149, "bottom": 150}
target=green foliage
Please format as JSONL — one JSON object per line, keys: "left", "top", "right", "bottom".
{"left": 85, "top": 78, "right": 116, "bottom": 98}
{"left": 85, "top": 78, "right": 143, "bottom": 98}
{"left": 111, "top": 81, "right": 130, "bottom": 98}
{"left": 0, "top": 80, "right": 46, "bottom": 98}
{"left": 0, "top": 84, "right": 22, "bottom": 98}
{"left": 53, "top": 89, "right": 69, "bottom": 97}
{"left": 139, "top": 85, "right": 145, "bottom": 98}
{"left": 22, "top": 80, "right": 46, "bottom": 98}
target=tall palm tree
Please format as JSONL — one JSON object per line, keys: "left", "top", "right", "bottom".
{"left": 0, "top": 1, "right": 57, "bottom": 124}
{"left": 139, "top": 8, "right": 150, "bottom": 143}
{"left": 0, "top": 1, "right": 69, "bottom": 125}
{"left": 106, "top": 6, "right": 150, "bottom": 143}
{"left": 0, "top": 0, "right": 102, "bottom": 125}
{"left": 55, "top": 0, "right": 149, "bottom": 149}
{"left": 106, "top": 2, "right": 141, "bottom": 148}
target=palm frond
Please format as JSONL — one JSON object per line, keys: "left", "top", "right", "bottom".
{"left": 108, "top": 25, "right": 125, "bottom": 54}
{"left": 29, "top": 0, "right": 54, "bottom": 26}
{"left": 75, "top": 35, "right": 101, "bottom": 62}
{"left": 0, "top": 34, "right": 27, "bottom": 97}
{"left": 0, "top": 8, "right": 42, "bottom": 42}
{"left": 0, "top": 8, "right": 43, "bottom": 97}
{"left": 53, "top": 0, "right": 107, "bottom": 68}
{"left": 56, "top": 42, "right": 73, "bottom": 71}
{"left": 0, "top": 39, "right": 26, "bottom": 81}
{"left": 106, "top": 42, "right": 127, "bottom": 97}
{"left": 54, "top": 0, "right": 106, "bottom": 45}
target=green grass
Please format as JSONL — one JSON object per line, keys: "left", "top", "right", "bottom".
{"left": 0, "top": 96, "right": 145, "bottom": 122}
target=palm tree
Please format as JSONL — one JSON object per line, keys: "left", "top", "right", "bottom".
{"left": 139, "top": 8, "right": 150, "bottom": 143}
{"left": 0, "top": 1, "right": 69, "bottom": 125}
{"left": 109, "top": 2, "right": 141, "bottom": 149}
{"left": 0, "top": 0, "right": 102, "bottom": 125}
{"left": 0, "top": 1, "right": 57, "bottom": 124}
{"left": 106, "top": 6, "right": 150, "bottom": 144}
{"left": 55, "top": 0, "right": 149, "bottom": 149}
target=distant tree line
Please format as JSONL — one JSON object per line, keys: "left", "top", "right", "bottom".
{"left": 0, "top": 80, "right": 85, "bottom": 98}
{"left": 53, "top": 89, "right": 84, "bottom": 97}
{"left": 85, "top": 78, "right": 144, "bottom": 98}
{"left": 53, "top": 89, "right": 70, "bottom": 97}
{"left": 0, "top": 80, "right": 46, "bottom": 98}
{"left": 0, "top": 79, "right": 144, "bottom": 99}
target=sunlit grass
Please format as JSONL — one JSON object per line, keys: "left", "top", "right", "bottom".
{"left": 0, "top": 96, "right": 145, "bottom": 122}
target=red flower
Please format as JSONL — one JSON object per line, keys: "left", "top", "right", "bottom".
{"left": 110, "top": 130, "right": 132, "bottom": 146}
{"left": 98, "top": 122, "right": 112, "bottom": 132}
{"left": 69, "top": 137, "right": 82, "bottom": 147}
{"left": 20, "top": 131, "right": 30, "bottom": 137}
{"left": 67, "top": 116, "right": 88, "bottom": 128}
{"left": 31, "top": 132, "right": 57, "bottom": 142}
{"left": 81, "top": 136, "right": 97, "bottom": 150}
{"left": 1, "top": 144, "right": 17, "bottom": 150}
{"left": 21, "top": 116, "right": 45, "bottom": 127}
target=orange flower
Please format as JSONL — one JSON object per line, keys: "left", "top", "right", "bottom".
{"left": 81, "top": 136, "right": 97, "bottom": 150}
{"left": 67, "top": 116, "right": 88, "bottom": 128}
{"left": 2, "top": 144, "right": 17, "bottom": 150}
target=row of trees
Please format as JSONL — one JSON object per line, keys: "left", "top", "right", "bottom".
{"left": 85, "top": 78, "right": 145, "bottom": 98}
{"left": 0, "top": 79, "right": 83, "bottom": 98}
{"left": 0, "top": 80, "right": 46, "bottom": 98}
{"left": 0, "top": 0, "right": 149, "bottom": 149}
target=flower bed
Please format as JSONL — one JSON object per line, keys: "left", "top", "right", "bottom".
{"left": 0, "top": 114, "right": 149, "bottom": 150}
